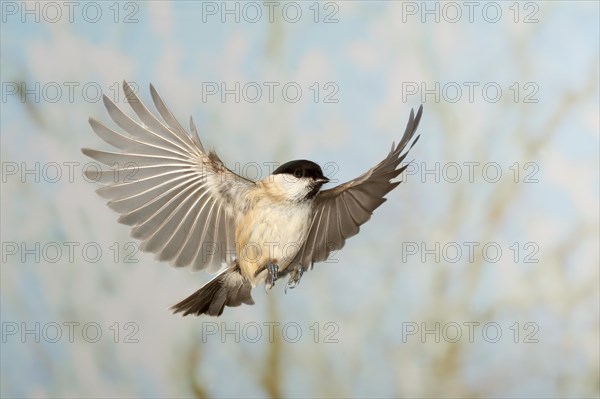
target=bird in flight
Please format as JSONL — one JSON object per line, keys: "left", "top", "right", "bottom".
{"left": 82, "top": 82, "right": 423, "bottom": 317}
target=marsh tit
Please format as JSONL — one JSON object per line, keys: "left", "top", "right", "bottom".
{"left": 82, "top": 82, "right": 423, "bottom": 317}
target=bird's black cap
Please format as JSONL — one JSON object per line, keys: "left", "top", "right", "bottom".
{"left": 273, "top": 160, "right": 328, "bottom": 181}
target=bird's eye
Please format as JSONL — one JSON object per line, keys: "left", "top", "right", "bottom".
{"left": 294, "top": 170, "right": 303, "bottom": 178}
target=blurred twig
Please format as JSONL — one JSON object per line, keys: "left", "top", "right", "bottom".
{"left": 260, "top": 295, "right": 283, "bottom": 398}
{"left": 186, "top": 339, "right": 209, "bottom": 399}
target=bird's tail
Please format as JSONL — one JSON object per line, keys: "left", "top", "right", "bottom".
{"left": 170, "top": 265, "right": 254, "bottom": 317}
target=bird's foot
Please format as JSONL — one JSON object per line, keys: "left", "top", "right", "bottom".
{"left": 285, "top": 264, "right": 305, "bottom": 293}
{"left": 257, "top": 262, "right": 279, "bottom": 292}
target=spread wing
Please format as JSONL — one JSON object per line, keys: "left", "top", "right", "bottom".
{"left": 293, "top": 105, "right": 423, "bottom": 270}
{"left": 82, "top": 81, "right": 253, "bottom": 273}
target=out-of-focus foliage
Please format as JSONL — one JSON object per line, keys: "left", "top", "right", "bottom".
{"left": 1, "top": 1, "right": 598, "bottom": 398}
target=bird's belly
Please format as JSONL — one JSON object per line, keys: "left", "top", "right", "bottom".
{"left": 237, "top": 202, "right": 312, "bottom": 277}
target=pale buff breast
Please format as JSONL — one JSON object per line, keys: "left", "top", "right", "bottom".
{"left": 235, "top": 181, "right": 314, "bottom": 284}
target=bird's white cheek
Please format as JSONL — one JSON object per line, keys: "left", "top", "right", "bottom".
{"left": 271, "top": 175, "right": 311, "bottom": 201}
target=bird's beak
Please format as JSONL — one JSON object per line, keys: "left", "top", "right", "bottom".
{"left": 317, "top": 177, "right": 330, "bottom": 184}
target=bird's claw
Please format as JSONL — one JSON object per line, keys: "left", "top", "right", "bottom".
{"left": 264, "top": 262, "right": 279, "bottom": 292}
{"left": 285, "top": 264, "right": 305, "bottom": 293}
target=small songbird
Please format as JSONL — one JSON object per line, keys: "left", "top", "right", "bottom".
{"left": 82, "top": 82, "right": 423, "bottom": 317}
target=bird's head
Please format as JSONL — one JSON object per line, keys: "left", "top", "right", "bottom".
{"left": 267, "top": 159, "right": 330, "bottom": 202}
